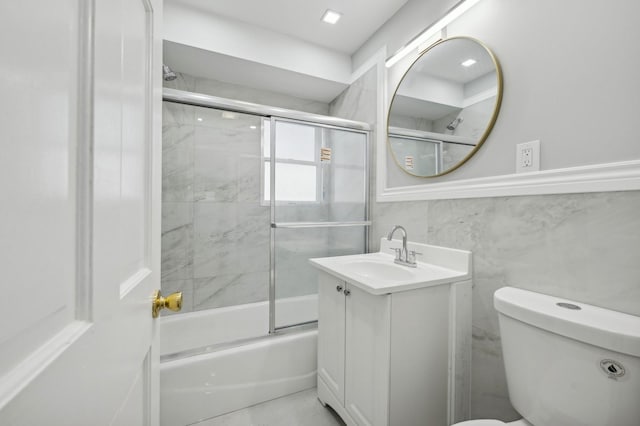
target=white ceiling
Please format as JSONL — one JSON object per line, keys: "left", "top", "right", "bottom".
{"left": 163, "top": 41, "right": 349, "bottom": 103}
{"left": 169, "top": 0, "right": 409, "bottom": 55}
{"left": 413, "top": 38, "right": 496, "bottom": 84}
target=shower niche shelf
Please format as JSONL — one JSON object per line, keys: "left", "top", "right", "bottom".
{"left": 310, "top": 239, "right": 472, "bottom": 426}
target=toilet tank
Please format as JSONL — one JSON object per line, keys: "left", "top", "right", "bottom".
{"left": 494, "top": 287, "right": 640, "bottom": 426}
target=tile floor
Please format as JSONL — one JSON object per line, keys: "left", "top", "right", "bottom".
{"left": 192, "top": 388, "right": 345, "bottom": 426}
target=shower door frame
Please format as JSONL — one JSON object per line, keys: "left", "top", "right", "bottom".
{"left": 162, "top": 88, "right": 371, "bottom": 335}
{"left": 268, "top": 117, "right": 371, "bottom": 333}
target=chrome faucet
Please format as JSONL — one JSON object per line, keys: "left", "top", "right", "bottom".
{"left": 386, "top": 225, "right": 419, "bottom": 268}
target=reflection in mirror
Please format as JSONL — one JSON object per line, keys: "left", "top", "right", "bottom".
{"left": 387, "top": 37, "right": 503, "bottom": 177}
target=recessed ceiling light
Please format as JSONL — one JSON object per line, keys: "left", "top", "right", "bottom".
{"left": 197, "top": 117, "right": 203, "bottom": 122}
{"left": 461, "top": 58, "right": 477, "bottom": 67}
{"left": 250, "top": 125, "right": 257, "bottom": 129}
{"left": 321, "top": 9, "right": 342, "bottom": 24}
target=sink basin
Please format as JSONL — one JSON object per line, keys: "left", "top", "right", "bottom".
{"left": 340, "top": 260, "right": 415, "bottom": 281}
{"left": 309, "top": 239, "right": 471, "bottom": 295}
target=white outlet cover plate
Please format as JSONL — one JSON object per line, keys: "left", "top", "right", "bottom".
{"left": 516, "top": 140, "right": 540, "bottom": 173}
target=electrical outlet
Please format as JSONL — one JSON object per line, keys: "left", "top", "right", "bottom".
{"left": 516, "top": 140, "right": 540, "bottom": 173}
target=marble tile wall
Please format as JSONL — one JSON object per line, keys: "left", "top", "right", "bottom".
{"left": 163, "top": 73, "right": 372, "bottom": 315}
{"left": 426, "top": 191, "right": 640, "bottom": 420}
{"left": 162, "top": 74, "right": 335, "bottom": 314}
{"left": 162, "top": 101, "right": 270, "bottom": 314}
{"left": 331, "top": 64, "right": 640, "bottom": 421}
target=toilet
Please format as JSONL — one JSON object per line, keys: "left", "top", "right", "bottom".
{"left": 454, "top": 286, "right": 640, "bottom": 426}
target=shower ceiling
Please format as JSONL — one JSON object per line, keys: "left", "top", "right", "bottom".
{"left": 168, "top": 0, "right": 409, "bottom": 54}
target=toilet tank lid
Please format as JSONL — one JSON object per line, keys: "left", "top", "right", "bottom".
{"left": 494, "top": 287, "right": 640, "bottom": 357}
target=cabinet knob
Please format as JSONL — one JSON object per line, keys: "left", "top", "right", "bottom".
{"left": 343, "top": 289, "right": 351, "bottom": 296}
{"left": 336, "top": 285, "right": 343, "bottom": 292}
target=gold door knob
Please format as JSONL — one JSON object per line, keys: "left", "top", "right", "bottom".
{"left": 152, "top": 290, "right": 182, "bottom": 318}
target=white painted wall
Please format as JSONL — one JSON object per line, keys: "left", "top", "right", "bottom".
{"left": 368, "top": 0, "right": 640, "bottom": 187}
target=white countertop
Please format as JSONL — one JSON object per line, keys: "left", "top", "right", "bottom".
{"left": 309, "top": 239, "right": 471, "bottom": 295}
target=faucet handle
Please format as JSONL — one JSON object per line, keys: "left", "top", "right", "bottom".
{"left": 408, "top": 250, "right": 422, "bottom": 264}
{"left": 389, "top": 247, "right": 402, "bottom": 260}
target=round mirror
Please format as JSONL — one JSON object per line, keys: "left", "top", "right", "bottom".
{"left": 387, "top": 37, "right": 503, "bottom": 177}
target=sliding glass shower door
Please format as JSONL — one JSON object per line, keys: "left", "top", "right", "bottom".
{"left": 269, "top": 118, "right": 369, "bottom": 331}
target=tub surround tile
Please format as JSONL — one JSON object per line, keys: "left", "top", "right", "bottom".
{"left": 162, "top": 125, "right": 194, "bottom": 175}
{"left": 329, "top": 67, "right": 376, "bottom": 123}
{"left": 236, "top": 153, "right": 262, "bottom": 202}
{"left": 161, "top": 202, "right": 194, "bottom": 282}
{"left": 163, "top": 101, "right": 195, "bottom": 126}
{"left": 193, "top": 202, "right": 270, "bottom": 278}
{"left": 193, "top": 271, "right": 269, "bottom": 310}
{"left": 162, "top": 168, "right": 195, "bottom": 203}
{"left": 162, "top": 124, "right": 195, "bottom": 203}
{"left": 193, "top": 124, "right": 262, "bottom": 203}
{"left": 161, "top": 202, "right": 193, "bottom": 233}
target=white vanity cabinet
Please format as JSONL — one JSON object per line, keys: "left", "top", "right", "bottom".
{"left": 318, "top": 272, "right": 391, "bottom": 426}
{"left": 312, "top": 239, "right": 472, "bottom": 426}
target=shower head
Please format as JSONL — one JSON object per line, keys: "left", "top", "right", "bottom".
{"left": 163, "top": 64, "right": 177, "bottom": 81}
{"left": 446, "top": 117, "right": 463, "bottom": 131}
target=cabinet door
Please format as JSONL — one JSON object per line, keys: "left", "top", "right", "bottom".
{"left": 318, "top": 272, "right": 346, "bottom": 404}
{"left": 345, "top": 285, "right": 391, "bottom": 426}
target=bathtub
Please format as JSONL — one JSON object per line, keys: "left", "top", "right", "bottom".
{"left": 160, "top": 295, "right": 318, "bottom": 426}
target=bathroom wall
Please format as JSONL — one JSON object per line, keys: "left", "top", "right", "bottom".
{"left": 383, "top": 0, "right": 640, "bottom": 187}
{"left": 334, "top": 23, "right": 640, "bottom": 422}
{"left": 426, "top": 191, "right": 640, "bottom": 419}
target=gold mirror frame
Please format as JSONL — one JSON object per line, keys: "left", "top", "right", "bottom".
{"left": 387, "top": 36, "right": 504, "bottom": 178}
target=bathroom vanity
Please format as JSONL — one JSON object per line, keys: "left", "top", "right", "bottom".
{"left": 310, "top": 239, "right": 472, "bottom": 426}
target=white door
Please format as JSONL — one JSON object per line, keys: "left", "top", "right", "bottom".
{"left": 0, "top": 0, "right": 162, "bottom": 424}
{"left": 344, "top": 285, "right": 390, "bottom": 426}
{"left": 317, "top": 272, "right": 346, "bottom": 404}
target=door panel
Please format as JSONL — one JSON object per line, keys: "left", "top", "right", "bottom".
{"left": 0, "top": 0, "right": 78, "bottom": 381}
{"left": 345, "top": 286, "right": 390, "bottom": 426}
{"left": 317, "top": 273, "right": 346, "bottom": 404}
{"left": 0, "top": 0, "right": 162, "bottom": 424}
{"left": 271, "top": 119, "right": 369, "bottom": 330}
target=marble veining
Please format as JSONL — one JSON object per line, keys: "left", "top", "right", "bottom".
{"left": 193, "top": 271, "right": 269, "bottom": 310}
{"left": 428, "top": 191, "right": 640, "bottom": 419}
